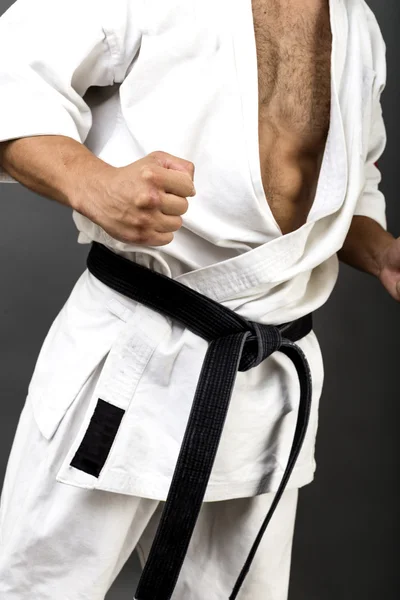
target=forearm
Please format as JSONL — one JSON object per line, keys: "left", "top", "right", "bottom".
{"left": 0, "top": 135, "right": 113, "bottom": 211}
{"left": 338, "top": 215, "right": 394, "bottom": 277}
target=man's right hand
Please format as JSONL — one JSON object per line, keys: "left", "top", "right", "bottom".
{"left": 77, "top": 150, "right": 196, "bottom": 247}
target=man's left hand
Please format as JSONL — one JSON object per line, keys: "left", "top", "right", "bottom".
{"left": 378, "top": 236, "right": 400, "bottom": 301}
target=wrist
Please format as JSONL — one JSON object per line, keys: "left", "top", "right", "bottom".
{"left": 68, "top": 158, "right": 116, "bottom": 216}
{"left": 374, "top": 234, "right": 395, "bottom": 278}
{"left": 339, "top": 216, "right": 395, "bottom": 278}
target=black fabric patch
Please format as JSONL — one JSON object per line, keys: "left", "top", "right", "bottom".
{"left": 70, "top": 398, "right": 125, "bottom": 477}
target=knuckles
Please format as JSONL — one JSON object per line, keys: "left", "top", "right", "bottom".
{"left": 141, "top": 166, "right": 157, "bottom": 183}
{"left": 131, "top": 212, "right": 152, "bottom": 229}
{"left": 147, "top": 151, "right": 194, "bottom": 177}
{"left": 146, "top": 189, "right": 162, "bottom": 209}
{"left": 148, "top": 150, "right": 163, "bottom": 159}
{"left": 134, "top": 189, "right": 161, "bottom": 210}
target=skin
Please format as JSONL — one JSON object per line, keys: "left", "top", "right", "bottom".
{"left": 338, "top": 215, "right": 400, "bottom": 301}
{"left": 252, "top": 0, "right": 332, "bottom": 234}
{"left": 0, "top": 0, "right": 398, "bottom": 300}
{"left": 251, "top": 0, "right": 400, "bottom": 301}
{"left": 0, "top": 139, "right": 196, "bottom": 247}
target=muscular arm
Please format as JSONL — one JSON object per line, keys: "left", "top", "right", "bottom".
{"left": 338, "top": 215, "right": 394, "bottom": 278}
{"left": 0, "top": 135, "right": 112, "bottom": 211}
{"left": 337, "top": 7, "right": 400, "bottom": 299}
{"left": 338, "top": 215, "right": 400, "bottom": 302}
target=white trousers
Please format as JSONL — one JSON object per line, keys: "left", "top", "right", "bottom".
{"left": 0, "top": 363, "right": 299, "bottom": 600}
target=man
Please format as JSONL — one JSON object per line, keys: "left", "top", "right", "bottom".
{"left": 0, "top": 0, "right": 398, "bottom": 598}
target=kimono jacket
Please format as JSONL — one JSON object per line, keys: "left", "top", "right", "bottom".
{"left": 0, "top": 0, "right": 387, "bottom": 500}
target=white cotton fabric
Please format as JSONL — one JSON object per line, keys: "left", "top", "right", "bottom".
{"left": 0, "top": 368, "right": 299, "bottom": 600}
{"left": 0, "top": 0, "right": 388, "bottom": 500}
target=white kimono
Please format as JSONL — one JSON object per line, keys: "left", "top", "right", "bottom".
{"left": 0, "top": 0, "right": 387, "bottom": 501}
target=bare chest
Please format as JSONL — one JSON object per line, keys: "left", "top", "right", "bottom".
{"left": 251, "top": 0, "right": 332, "bottom": 233}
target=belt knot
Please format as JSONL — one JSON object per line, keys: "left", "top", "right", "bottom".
{"left": 238, "top": 322, "right": 282, "bottom": 371}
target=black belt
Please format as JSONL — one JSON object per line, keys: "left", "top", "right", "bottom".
{"left": 86, "top": 241, "right": 313, "bottom": 600}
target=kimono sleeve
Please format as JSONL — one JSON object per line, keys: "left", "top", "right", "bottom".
{"left": 0, "top": 0, "right": 116, "bottom": 149}
{"left": 353, "top": 5, "right": 388, "bottom": 230}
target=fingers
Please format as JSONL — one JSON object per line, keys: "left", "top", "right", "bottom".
{"left": 159, "top": 193, "right": 189, "bottom": 216}
{"left": 148, "top": 150, "right": 195, "bottom": 184}
{"left": 148, "top": 232, "right": 175, "bottom": 247}
{"left": 154, "top": 214, "right": 183, "bottom": 233}
{"left": 147, "top": 164, "right": 195, "bottom": 199}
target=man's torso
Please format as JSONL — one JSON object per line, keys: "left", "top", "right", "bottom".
{"left": 253, "top": 0, "right": 332, "bottom": 234}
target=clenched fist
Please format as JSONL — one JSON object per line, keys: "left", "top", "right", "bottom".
{"left": 77, "top": 150, "right": 196, "bottom": 246}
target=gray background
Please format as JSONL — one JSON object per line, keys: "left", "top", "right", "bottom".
{"left": 0, "top": 1, "right": 399, "bottom": 598}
